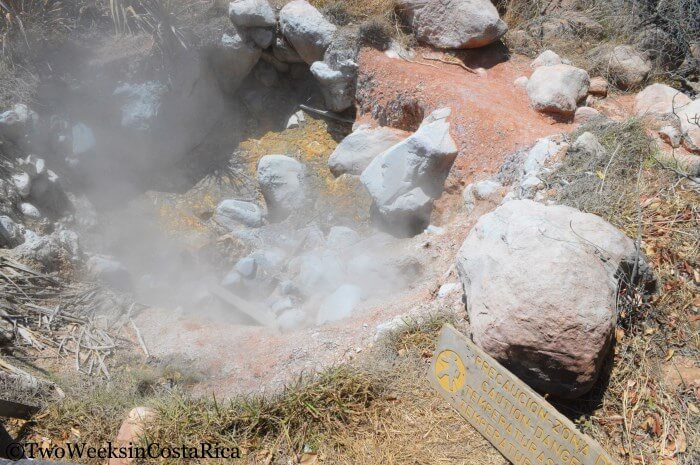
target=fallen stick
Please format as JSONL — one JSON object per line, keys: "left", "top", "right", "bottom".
{"left": 298, "top": 104, "right": 354, "bottom": 124}
{"left": 130, "top": 319, "right": 150, "bottom": 358}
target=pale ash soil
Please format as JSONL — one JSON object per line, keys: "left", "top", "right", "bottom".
{"left": 127, "top": 50, "right": 631, "bottom": 399}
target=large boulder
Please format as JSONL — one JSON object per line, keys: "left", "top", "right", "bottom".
{"left": 228, "top": 0, "right": 276, "bottom": 28}
{"left": 0, "top": 103, "right": 37, "bottom": 143}
{"left": 678, "top": 99, "right": 700, "bottom": 153}
{"left": 634, "top": 84, "right": 691, "bottom": 117}
{"left": 526, "top": 64, "right": 590, "bottom": 116}
{"left": 216, "top": 199, "right": 266, "bottom": 229}
{"left": 590, "top": 45, "right": 651, "bottom": 90}
{"left": 113, "top": 82, "right": 168, "bottom": 132}
{"left": 257, "top": 155, "right": 308, "bottom": 221}
{"left": 360, "top": 108, "right": 457, "bottom": 235}
{"left": 310, "top": 30, "right": 361, "bottom": 112}
{"left": 396, "top": 0, "right": 507, "bottom": 49}
{"left": 210, "top": 28, "right": 262, "bottom": 94}
{"left": 328, "top": 126, "right": 409, "bottom": 176}
{"left": 457, "top": 200, "right": 653, "bottom": 398}
{"left": 310, "top": 60, "right": 358, "bottom": 112}
{"left": 279, "top": 0, "right": 337, "bottom": 64}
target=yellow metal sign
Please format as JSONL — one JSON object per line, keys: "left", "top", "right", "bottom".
{"left": 430, "top": 325, "right": 618, "bottom": 465}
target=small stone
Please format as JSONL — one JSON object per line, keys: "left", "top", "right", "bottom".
{"left": 235, "top": 256, "right": 258, "bottom": 278}
{"left": 574, "top": 106, "right": 601, "bottom": 123}
{"left": 588, "top": 77, "right": 609, "bottom": 97}
{"left": 20, "top": 202, "right": 41, "bottom": 219}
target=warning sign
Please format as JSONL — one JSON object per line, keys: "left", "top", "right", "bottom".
{"left": 429, "top": 324, "right": 618, "bottom": 465}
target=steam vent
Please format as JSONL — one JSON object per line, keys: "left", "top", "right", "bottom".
{"left": 0, "top": 1, "right": 697, "bottom": 464}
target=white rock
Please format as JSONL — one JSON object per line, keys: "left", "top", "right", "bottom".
{"left": 316, "top": 284, "right": 363, "bottom": 325}
{"left": 216, "top": 199, "right": 266, "bottom": 229}
{"left": 634, "top": 83, "right": 691, "bottom": 117}
{"left": 457, "top": 200, "right": 653, "bottom": 397}
{"left": 328, "top": 126, "right": 409, "bottom": 176}
{"left": 20, "top": 202, "right": 41, "bottom": 219}
{"left": 396, "top": 0, "right": 507, "bottom": 49}
{"left": 257, "top": 155, "right": 307, "bottom": 221}
{"left": 514, "top": 76, "right": 528, "bottom": 89}
{"left": 526, "top": 64, "right": 590, "bottom": 116}
{"left": 12, "top": 172, "right": 31, "bottom": 198}
{"left": 279, "top": 0, "right": 336, "bottom": 64}
{"left": 228, "top": 0, "right": 276, "bottom": 28}
{"left": 211, "top": 29, "right": 262, "bottom": 94}
{"left": 531, "top": 50, "right": 563, "bottom": 68}
{"left": 286, "top": 110, "right": 306, "bottom": 129}
{"left": 437, "top": 282, "right": 460, "bottom": 299}
{"left": 523, "top": 137, "right": 569, "bottom": 177}
{"left": 360, "top": 109, "right": 457, "bottom": 235}
{"left": 310, "top": 60, "right": 358, "bottom": 112}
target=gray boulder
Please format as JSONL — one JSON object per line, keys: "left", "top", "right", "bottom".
{"left": 228, "top": 0, "right": 276, "bottom": 28}
{"left": 20, "top": 202, "right": 41, "bottom": 219}
{"left": 310, "top": 60, "right": 358, "bottom": 112}
{"left": 526, "top": 64, "right": 590, "bottom": 116}
{"left": 530, "top": 50, "right": 566, "bottom": 68}
{"left": 328, "top": 126, "right": 409, "bottom": 176}
{"left": 396, "top": 0, "right": 507, "bottom": 49}
{"left": 216, "top": 199, "right": 265, "bottom": 229}
{"left": 257, "top": 155, "right": 308, "bottom": 221}
{"left": 634, "top": 83, "right": 691, "bottom": 117}
{"left": 360, "top": 108, "right": 458, "bottom": 235}
{"left": 0, "top": 216, "right": 24, "bottom": 248}
{"left": 316, "top": 284, "right": 363, "bottom": 325}
{"left": 457, "top": 200, "right": 653, "bottom": 398}
{"left": 211, "top": 28, "right": 262, "bottom": 94}
{"left": 0, "top": 104, "right": 37, "bottom": 142}
{"left": 591, "top": 45, "right": 651, "bottom": 90}
{"left": 279, "top": 0, "right": 336, "bottom": 64}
